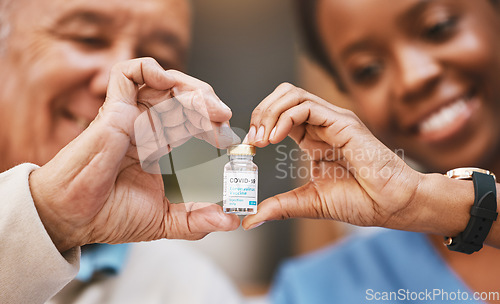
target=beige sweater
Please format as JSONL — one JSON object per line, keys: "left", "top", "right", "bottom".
{"left": 0, "top": 164, "right": 80, "bottom": 303}
{"left": 0, "top": 164, "right": 246, "bottom": 304}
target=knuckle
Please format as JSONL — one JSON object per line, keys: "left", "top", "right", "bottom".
{"left": 339, "top": 109, "right": 357, "bottom": 121}
{"left": 283, "top": 86, "right": 306, "bottom": 104}
{"left": 303, "top": 99, "right": 314, "bottom": 107}
{"left": 277, "top": 82, "right": 295, "bottom": 91}
{"left": 344, "top": 109, "right": 356, "bottom": 117}
{"left": 262, "top": 106, "right": 276, "bottom": 118}
{"left": 293, "top": 85, "right": 306, "bottom": 95}
{"left": 200, "top": 82, "right": 214, "bottom": 94}
{"left": 110, "top": 61, "right": 125, "bottom": 73}
{"left": 141, "top": 57, "right": 157, "bottom": 65}
{"left": 251, "top": 106, "right": 263, "bottom": 120}
{"left": 165, "top": 69, "right": 179, "bottom": 75}
{"left": 345, "top": 111, "right": 364, "bottom": 127}
{"left": 302, "top": 100, "right": 316, "bottom": 112}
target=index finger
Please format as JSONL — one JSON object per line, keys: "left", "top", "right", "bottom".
{"left": 247, "top": 83, "right": 335, "bottom": 147}
{"left": 106, "top": 58, "right": 177, "bottom": 107}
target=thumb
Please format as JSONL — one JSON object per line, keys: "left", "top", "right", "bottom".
{"left": 164, "top": 202, "right": 241, "bottom": 240}
{"left": 242, "top": 182, "right": 323, "bottom": 230}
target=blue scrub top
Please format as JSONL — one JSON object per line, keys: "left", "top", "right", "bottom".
{"left": 271, "top": 229, "right": 483, "bottom": 304}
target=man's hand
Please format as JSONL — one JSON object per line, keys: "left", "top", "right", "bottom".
{"left": 29, "top": 58, "right": 240, "bottom": 252}
{"left": 242, "top": 83, "right": 423, "bottom": 231}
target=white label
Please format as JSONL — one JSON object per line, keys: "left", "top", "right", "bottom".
{"left": 223, "top": 170, "right": 258, "bottom": 209}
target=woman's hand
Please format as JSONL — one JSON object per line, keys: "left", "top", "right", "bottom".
{"left": 242, "top": 83, "right": 423, "bottom": 231}
{"left": 29, "top": 58, "right": 240, "bottom": 252}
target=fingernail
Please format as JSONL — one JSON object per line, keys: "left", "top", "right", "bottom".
{"left": 270, "top": 126, "right": 277, "bottom": 141}
{"left": 247, "top": 125, "right": 257, "bottom": 143}
{"left": 243, "top": 134, "right": 249, "bottom": 144}
{"left": 255, "top": 126, "right": 265, "bottom": 143}
{"left": 247, "top": 221, "right": 265, "bottom": 230}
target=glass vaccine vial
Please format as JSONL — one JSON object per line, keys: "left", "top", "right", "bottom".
{"left": 223, "top": 144, "right": 258, "bottom": 215}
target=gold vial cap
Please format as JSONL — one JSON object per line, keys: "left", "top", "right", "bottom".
{"left": 227, "top": 144, "right": 256, "bottom": 156}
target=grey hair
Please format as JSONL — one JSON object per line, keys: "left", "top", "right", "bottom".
{"left": 0, "top": 0, "right": 13, "bottom": 55}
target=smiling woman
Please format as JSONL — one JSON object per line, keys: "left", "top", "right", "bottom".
{"left": 301, "top": 0, "right": 500, "bottom": 173}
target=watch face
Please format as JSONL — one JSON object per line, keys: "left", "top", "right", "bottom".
{"left": 446, "top": 167, "right": 496, "bottom": 181}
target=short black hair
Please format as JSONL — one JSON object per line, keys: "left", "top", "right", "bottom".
{"left": 295, "top": 0, "right": 346, "bottom": 91}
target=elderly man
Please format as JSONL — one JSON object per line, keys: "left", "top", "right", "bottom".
{"left": 0, "top": 0, "right": 242, "bottom": 303}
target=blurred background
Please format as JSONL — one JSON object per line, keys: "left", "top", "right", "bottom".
{"left": 162, "top": 0, "right": 352, "bottom": 298}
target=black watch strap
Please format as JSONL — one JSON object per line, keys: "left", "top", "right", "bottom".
{"left": 445, "top": 172, "right": 498, "bottom": 254}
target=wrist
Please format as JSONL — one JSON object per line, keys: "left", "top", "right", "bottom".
{"left": 406, "top": 173, "right": 473, "bottom": 236}
{"left": 29, "top": 168, "right": 80, "bottom": 252}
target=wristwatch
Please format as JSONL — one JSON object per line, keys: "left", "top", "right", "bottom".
{"left": 444, "top": 167, "right": 498, "bottom": 254}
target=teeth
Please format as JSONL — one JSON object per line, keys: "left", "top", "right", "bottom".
{"left": 419, "top": 98, "right": 468, "bottom": 134}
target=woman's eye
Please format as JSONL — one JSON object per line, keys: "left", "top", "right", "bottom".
{"left": 352, "top": 63, "right": 383, "bottom": 84}
{"left": 424, "top": 17, "right": 457, "bottom": 40}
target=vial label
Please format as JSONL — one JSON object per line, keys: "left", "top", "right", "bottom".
{"left": 223, "top": 170, "right": 258, "bottom": 214}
